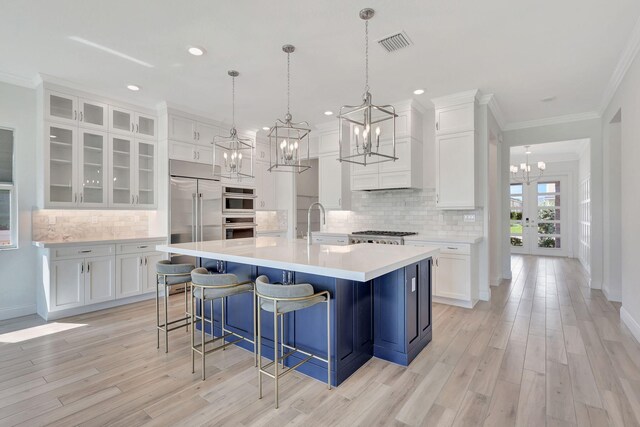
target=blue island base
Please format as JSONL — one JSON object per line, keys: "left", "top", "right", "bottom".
{"left": 195, "top": 257, "right": 432, "bottom": 386}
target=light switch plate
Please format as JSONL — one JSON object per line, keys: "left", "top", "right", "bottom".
{"left": 411, "top": 277, "right": 416, "bottom": 292}
{"left": 463, "top": 214, "right": 476, "bottom": 222}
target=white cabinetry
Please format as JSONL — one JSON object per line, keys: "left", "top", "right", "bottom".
{"left": 169, "top": 140, "right": 211, "bottom": 164}
{"left": 432, "top": 90, "right": 479, "bottom": 210}
{"left": 348, "top": 100, "right": 423, "bottom": 191}
{"left": 37, "top": 240, "right": 167, "bottom": 320}
{"left": 41, "top": 85, "right": 158, "bottom": 210}
{"left": 405, "top": 240, "right": 479, "bottom": 308}
{"left": 315, "top": 124, "right": 350, "bottom": 209}
{"left": 255, "top": 160, "right": 276, "bottom": 210}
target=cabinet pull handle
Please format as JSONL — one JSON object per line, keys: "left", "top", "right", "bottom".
{"left": 80, "top": 111, "right": 83, "bottom": 122}
{"left": 74, "top": 110, "right": 77, "bottom": 120}
{"left": 81, "top": 262, "right": 84, "bottom": 273}
{"left": 131, "top": 195, "right": 135, "bottom": 204}
{"left": 144, "top": 257, "right": 147, "bottom": 266}
{"left": 136, "top": 124, "right": 139, "bottom": 133}
{"left": 74, "top": 193, "right": 77, "bottom": 203}
{"left": 193, "top": 131, "right": 196, "bottom": 140}
{"left": 138, "top": 245, "right": 148, "bottom": 249}
{"left": 436, "top": 194, "right": 439, "bottom": 203}
{"left": 435, "top": 258, "right": 438, "bottom": 267}
{"left": 446, "top": 246, "right": 457, "bottom": 250}
{"left": 197, "top": 151, "right": 200, "bottom": 159}
{"left": 197, "top": 132, "right": 200, "bottom": 140}
{"left": 135, "top": 195, "right": 139, "bottom": 204}
{"left": 436, "top": 121, "right": 439, "bottom": 131}
{"left": 80, "top": 193, "right": 83, "bottom": 203}
{"left": 87, "top": 262, "right": 90, "bottom": 272}
{"left": 140, "top": 257, "right": 143, "bottom": 266}
{"left": 338, "top": 197, "right": 341, "bottom": 206}
{"left": 131, "top": 123, "right": 134, "bottom": 132}
{"left": 79, "top": 249, "right": 92, "bottom": 253}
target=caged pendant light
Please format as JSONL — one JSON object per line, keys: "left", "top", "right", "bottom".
{"left": 213, "top": 70, "right": 254, "bottom": 180}
{"left": 338, "top": 8, "right": 398, "bottom": 166}
{"left": 267, "top": 44, "right": 311, "bottom": 173}
{"left": 510, "top": 145, "right": 546, "bottom": 185}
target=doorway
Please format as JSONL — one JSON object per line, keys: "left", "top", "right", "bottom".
{"left": 510, "top": 176, "right": 567, "bottom": 256}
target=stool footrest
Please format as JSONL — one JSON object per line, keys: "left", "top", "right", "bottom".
{"left": 260, "top": 350, "right": 314, "bottom": 379}
{"left": 192, "top": 331, "right": 254, "bottom": 356}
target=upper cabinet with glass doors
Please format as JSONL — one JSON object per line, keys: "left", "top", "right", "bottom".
{"left": 45, "top": 90, "right": 109, "bottom": 131}
{"left": 109, "top": 106, "right": 156, "bottom": 140}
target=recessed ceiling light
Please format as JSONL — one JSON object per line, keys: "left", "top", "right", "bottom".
{"left": 127, "top": 84, "right": 140, "bottom": 91}
{"left": 188, "top": 46, "right": 205, "bottom": 56}
{"left": 324, "top": 111, "right": 334, "bottom": 116}
{"left": 262, "top": 127, "right": 270, "bottom": 131}
{"left": 413, "top": 89, "right": 425, "bottom": 95}
{"left": 525, "top": 150, "right": 532, "bottom": 154}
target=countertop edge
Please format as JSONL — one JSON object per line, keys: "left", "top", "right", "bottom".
{"left": 403, "top": 235, "right": 483, "bottom": 244}
{"left": 33, "top": 236, "right": 168, "bottom": 248}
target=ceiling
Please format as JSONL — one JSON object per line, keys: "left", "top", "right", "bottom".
{"left": 1, "top": 0, "right": 639, "bottom": 131}
{"left": 510, "top": 139, "right": 589, "bottom": 163}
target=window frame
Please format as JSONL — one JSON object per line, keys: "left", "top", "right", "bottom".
{"left": 0, "top": 126, "right": 17, "bottom": 250}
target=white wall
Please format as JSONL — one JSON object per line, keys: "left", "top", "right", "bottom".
{"left": 502, "top": 118, "right": 603, "bottom": 286}
{"left": 602, "top": 116, "right": 622, "bottom": 301}
{"left": 602, "top": 48, "right": 640, "bottom": 341}
{"left": 577, "top": 143, "right": 592, "bottom": 275}
{"left": 0, "top": 82, "right": 37, "bottom": 320}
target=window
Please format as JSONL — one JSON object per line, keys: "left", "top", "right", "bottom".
{"left": 0, "top": 128, "right": 16, "bottom": 248}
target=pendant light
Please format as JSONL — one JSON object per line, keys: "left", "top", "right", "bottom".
{"left": 510, "top": 145, "right": 546, "bottom": 185}
{"left": 267, "top": 44, "right": 311, "bottom": 173}
{"left": 213, "top": 70, "right": 254, "bottom": 180}
{"left": 338, "top": 8, "right": 398, "bottom": 166}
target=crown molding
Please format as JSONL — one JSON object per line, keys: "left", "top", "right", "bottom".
{"left": 430, "top": 89, "right": 480, "bottom": 109}
{"left": 0, "top": 70, "right": 39, "bottom": 89}
{"left": 479, "top": 93, "right": 506, "bottom": 130}
{"left": 599, "top": 16, "right": 640, "bottom": 115}
{"left": 502, "top": 111, "right": 601, "bottom": 131}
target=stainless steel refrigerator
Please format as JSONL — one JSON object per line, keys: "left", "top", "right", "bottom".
{"left": 169, "top": 160, "right": 222, "bottom": 266}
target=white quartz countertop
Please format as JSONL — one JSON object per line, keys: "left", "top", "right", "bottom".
{"left": 403, "top": 234, "right": 483, "bottom": 244}
{"left": 156, "top": 237, "right": 439, "bottom": 282}
{"left": 33, "top": 236, "right": 167, "bottom": 248}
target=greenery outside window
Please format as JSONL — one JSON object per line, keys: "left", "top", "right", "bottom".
{"left": 0, "top": 128, "right": 16, "bottom": 249}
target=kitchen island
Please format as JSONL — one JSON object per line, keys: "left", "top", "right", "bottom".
{"left": 156, "top": 237, "right": 438, "bottom": 386}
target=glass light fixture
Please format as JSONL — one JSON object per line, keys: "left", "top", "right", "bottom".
{"left": 510, "top": 145, "right": 546, "bottom": 185}
{"left": 213, "top": 70, "right": 254, "bottom": 180}
{"left": 338, "top": 8, "right": 398, "bottom": 167}
{"left": 267, "top": 44, "right": 311, "bottom": 173}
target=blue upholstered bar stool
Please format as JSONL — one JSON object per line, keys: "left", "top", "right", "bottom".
{"left": 255, "top": 275, "right": 331, "bottom": 409}
{"left": 190, "top": 267, "right": 256, "bottom": 380}
{"left": 155, "top": 260, "right": 194, "bottom": 353}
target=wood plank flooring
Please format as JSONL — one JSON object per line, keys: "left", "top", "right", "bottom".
{"left": 1, "top": 255, "right": 640, "bottom": 426}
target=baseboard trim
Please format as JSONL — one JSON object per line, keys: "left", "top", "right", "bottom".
{"left": 433, "top": 296, "right": 477, "bottom": 309}
{"left": 490, "top": 276, "right": 501, "bottom": 287}
{"left": 40, "top": 293, "right": 156, "bottom": 321}
{"left": 621, "top": 306, "right": 640, "bottom": 345}
{"left": 0, "top": 304, "right": 37, "bottom": 321}
{"left": 602, "top": 285, "right": 622, "bottom": 303}
{"left": 479, "top": 289, "right": 491, "bottom": 301}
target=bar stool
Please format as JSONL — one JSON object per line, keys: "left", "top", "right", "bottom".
{"left": 190, "top": 267, "right": 256, "bottom": 380}
{"left": 156, "top": 260, "right": 194, "bottom": 353}
{"left": 255, "top": 275, "right": 331, "bottom": 409}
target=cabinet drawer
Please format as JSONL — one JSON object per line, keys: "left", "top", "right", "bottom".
{"left": 436, "top": 103, "right": 474, "bottom": 134}
{"left": 439, "top": 243, "right": 470, "bottom": 255}
{"left": 116, "top": 240, "right": 166, "bottom": 254}
{"left": 51, "top": 245, "right": 115, "bottom": 260}
{"left": 312, "top": 236, "right": 349, "bottom": 245}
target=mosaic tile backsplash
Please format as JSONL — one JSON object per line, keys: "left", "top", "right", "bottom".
{"left": 32, "top": 210, "right": 152, "bottom": 242}
{"left": 324, "top": 188, "right": 483, "bottom": 236}
{"left": 256, "top": 210, "right": 288, "bottom": 232}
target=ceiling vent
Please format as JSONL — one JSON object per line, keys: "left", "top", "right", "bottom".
{"left": 377, "top": 31, "right": 412, "bottom": 53}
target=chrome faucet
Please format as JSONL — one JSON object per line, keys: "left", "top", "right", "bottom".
{"left": 307, "top": 202, "right": 326, "bottom": 246}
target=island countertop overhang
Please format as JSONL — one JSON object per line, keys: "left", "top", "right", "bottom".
{"left": 156, "top": 237, "right": 439, "bottom": 282}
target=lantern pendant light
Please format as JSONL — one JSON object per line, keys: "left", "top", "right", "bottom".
{"left": 337, "top": 8, "right": 398, "bottom": 166}
{"left": 267, "top": 44, "right": 311, "bottom": 173}
{"left": 213, "top": 70, "right": 254, "bottom": 180}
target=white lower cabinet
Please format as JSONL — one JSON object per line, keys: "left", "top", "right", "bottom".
{"left": 405, "top": 241, "right": 478, "bottom": 308}
{"left": 38, "top": 240, "right": 166, "bottom": 320}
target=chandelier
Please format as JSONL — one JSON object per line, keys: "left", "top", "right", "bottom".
{"left": 337, "top": 8, "right": 398, "bottom": 166}
{"left": 213, "top": 70, "right": 254, "bottom": 180}
{"left": 267, "top": 44, "right": 311, "bottom": 173}
{"left": 510, "top": 145, "right": 546, "bottom": 185}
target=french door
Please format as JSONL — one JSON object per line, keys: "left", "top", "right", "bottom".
{"left": 510, "top": 176, "right": 567, "bottom": 256}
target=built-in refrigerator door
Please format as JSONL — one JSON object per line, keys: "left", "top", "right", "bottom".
{"left": 197, "top": 179, "right": 223, "bottom": 242}
{"left": 170, "top": 177, "right": 198, "bottom": 265}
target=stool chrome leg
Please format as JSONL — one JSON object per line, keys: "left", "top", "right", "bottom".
{"left": 280, "top": 313, "right": 285, "bottom": 369}
{"left": 164, "top": 284, "right": 169, "bottom": 353}
{"left": 221, "top": 296, "right": 226, "bottom": 350}
{"left": 253, "top": 290, "right": 257, "bottom": 367}
{"left": 201, "top": 296, "right": 206, "bottom": 380}
{"left": 191, "top": 284, "right": 195, "bottom": 374}
{"left": 327, "top": 294, "right": 331, "bottom": 390}
{"left": 257, "top": 293, "right": 263, "bottom": 400}
{"left": 156, "top": 274, "right": 160, "bottom": 349}
{"left": 184, "top": 283, "right": 189, "bottom": 333}
{"left": 274, "top": 300, "right": 279, "bottom": 409}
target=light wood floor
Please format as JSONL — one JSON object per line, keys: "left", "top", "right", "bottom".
{"left": 1, "top": 256, "right": 640, "bottom": 426}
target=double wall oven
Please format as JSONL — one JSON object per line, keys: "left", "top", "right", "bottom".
{"left": 222, "top": 185, "right": 257, "bottom": 240}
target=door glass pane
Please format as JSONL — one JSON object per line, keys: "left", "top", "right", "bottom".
{"left": 83, "top": 102, "right": 104, "bottom": 126}
{"left": 82, "top": 132, "right": 104, "bottom": 204}
{"left": 112, "top": 138, "right": 131, "bottom": 204}
{"left": 538, "top": 207, "right": 561, "bottom": 220}
{"left": 538, "top": 182, "right": 558, "bottom": 193}
{"left": 538, "top": 194, "right": 559, "bottom": 207}
{"left": 538, "top": 222, "right": 560, "bottom": 235}
{"left": 112, "top": 110, "right": 131, "bottom": 131}
{"left": 538, "top": 237, "right": 561, "bottom": 248}
{"left": 50, "top": 94, "right": 74, "bottom": 120}
{"left": 138, "top": 142, "right": 154, "bottom": 205}
{"left": 138, "top": 116, "right": 155, "bottom": 137}
{"left": 510, "top": 184, "right": 523, "bottom": 195}
{"left": 49, "top": 126, "right": 74, "bottom": 202}
{"left": 510, "top": 183, "right": 523, "bottom": 247}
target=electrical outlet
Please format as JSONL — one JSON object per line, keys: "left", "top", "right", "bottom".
{"left": 463, "top": 214, "right": 476, "bottom": 222}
